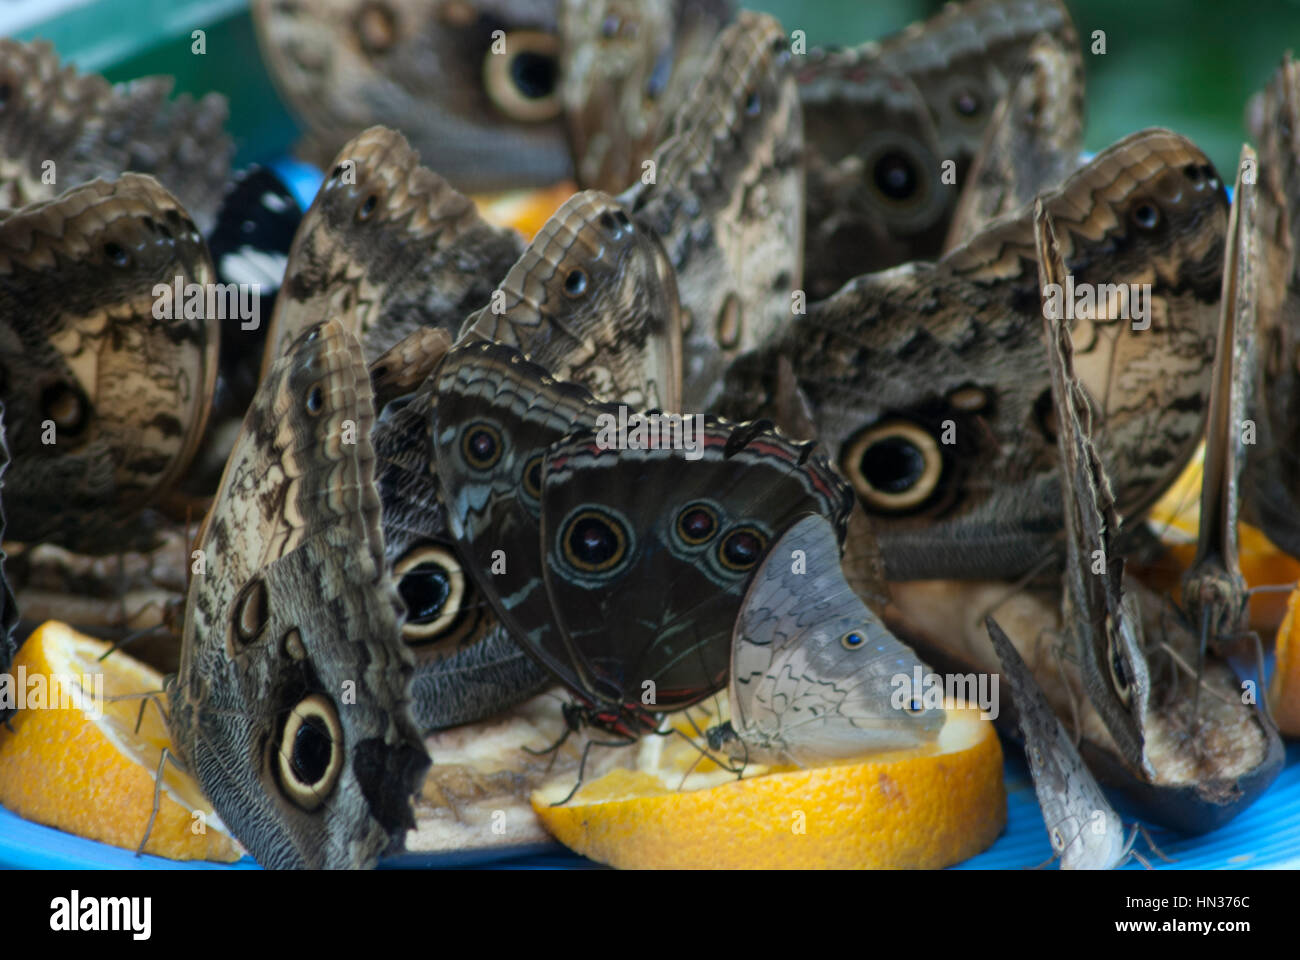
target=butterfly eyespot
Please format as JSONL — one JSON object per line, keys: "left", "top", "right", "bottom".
{"left": 232, "top": 577, "right": 268, "bottom": 647}
{"left": 947, "top": 385, "right": 989, "bottom": 413}
{"left": 1050, "top": 827, "right": 1067, "bottom": 852}
{"left": 601, "top": 14, "right": 620, "bottom": 38}
{"left": 461, "top": 422, "right": 503, "bottom": 470}
{"left": 745, "top": 89, "right": 761, "bottom": 116}
{"left": 1107, "top": 631, "right": 1132, "bottom": 705}
{"left": 1128, "top": 200, "right": 1162, "bottom": 232}
{"left": 841, "top": 631, "right": 866, "bottom": 650}
{"left": 277, "top": 695, "right": 343, "bottom": 810}
{"left": 716, "top": 293, "right": 743, "bottom": 350}
{"left": 563, "top": 269, "right": 588, "bottom": 297}
{"left": 521, "top": 455, "right": 544, "bottom": 499}
{"left": 872, "top": 150, "right": 920, "bottom": 202}
{"left": 354, "top": 0, "right": 397, "bottom": 55}
{"left": 842, "top": 420, "right": 944, "bottom": 513}
{"left": 103, "top": 242, "right": 130, "bottom": 267}
{"left": 282, "top": 628, "right": 306, "bottom": 662}
{"left": 903, "top": 697, "right": 927, "bottom": 715}
{"left": 40, "top": 383, "right": 87, "bottom": 434}
{"left": 357, "top": 194, "right": 379, "bottom": 221}
{"left": 718, "top": 526, "right": 767, "bottom": 572}
{"left": 305, "top": 384, "right": 324, "bottom": 415}
{"left": 951, "top": 88, "right": 982, "bottom": 117}
{"left": 482, "top": 30, "right": 562, "bottom": 123}
{"left": 676, "top": 503, "right": 719, "bottom": 546}
{"left": 394, "top": 545, "right": 466, "bottom": 642}
{"left": 561, "top": 508, "right": 629, "bottom": 574}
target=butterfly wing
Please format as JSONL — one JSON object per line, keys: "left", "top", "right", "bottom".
{"left": 537, "top": 418, "right": 854, "bottom": 713}
{"left": 559, "top": 0, "right": 732, "bottom": 193}
{"left": 986, "top": 616, "right": 1128, "bottom": 870}
{"left": 729, "top": 513, "right": 942, "bottom": 766}
{"left": 167, "top": 319, "right": 428, "bottom": 869}
{"left": 798, "top": 0, "right": 1078, "bottom": 296}
{"left": 251, "top": 0, "right": 572, "bottom": 191}
{"left": 621, "top": 10, "right": 802, "bottom": 410}
{"left": 0, "top": 39, "right": 231, "bottom": 231}
{"left": 1182, "top": 146, "right": 1256, "bottom": 654}
{"left": 1035, "top": 201, "right": 1153, "bottom": 780}
{"left": 266, "top": 125, "right": 525, "bottom": 367}
{"left": 1243, "top": 57, "right": 1300, "bottom": 557}
{"left": 726, "top": 129, "right": 1227, "bottom": 581}
{"left": 460, "top": 189, "right": 683, "bottom": 410}
{"left": 0, "top": 174, "right": 219, "bottom": 553}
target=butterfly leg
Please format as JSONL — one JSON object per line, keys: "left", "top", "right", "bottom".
{"left": 135, "top": 746, "right": 175, "bottom": 857}
{"left": 548, "top": 732, "right": 636, "bottom": 807}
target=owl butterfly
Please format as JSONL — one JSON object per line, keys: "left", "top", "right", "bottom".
{"left": 797, "top": 0, "right": 1081, "bottom": 300}
{"left": 0, "top": 174, "right": 219, "bottom": 554}
{"left": 724, "top": 129, "right": 1227, "bottom": 583}
{"left": 251, "top": 0, "right": 572, "bottom": 192}
{"left": 167, "top": 319, "right": 429, "bottom": 869}
{"left": 371, "top": 187, "right": 685, "bottom": 730}
{"left": 985, "top": 616, "right": 1130, "bottom": 870}
{"left": 460, "top": 188, "right": 684, "bottom": 411}
{"left": 1181, "top": 146, "right": 1257, "bottom": 661}
{"left": 432, "top": 341, "right": 854, "bottom": 730}
{"left": 717, "top": 513, "right": 942, "bottom": 768}
{"left": 1035, "top": 202, "right": 1153, "bottom": 780}
{"left": 619, "top": 9, "right": 803, "bottom": 410}
{"left": 558, "top": 0, "right": 733, "bottom": 193}
{"left": 0, "top": 39, "right": 232, "bottom": 232}
{"left": 1243, "top": 56, "right": 1300, "bottom": 560}
{"left": 265, "top": 125, "right": 524, "bottom": 370}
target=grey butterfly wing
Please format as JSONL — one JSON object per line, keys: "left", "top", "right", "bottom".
{"left": 1035, "top": 201, "right": 1153, "bottom": 780}
{"left": 0, "top": 39, "right": 232, "bottom": 231}
{"left": 620, "top": 10, "right": 802, "bottom": 410}
{"left": 729, "top": 513, "right": 942, "bottom": 766}
{"left": 167, "top": 319, "right": 429, "bottom": 869}
{"left": 251, "top": 0, "right": 571, "bottom": 192}
{"left": 460, "top": 189, "right": 683, "bottom": 410}
{"left": 1182, "top": 146, "right": 1256, "bottom": 655}
{"left": 267, "top": 125, "right": 524, "bottom": 368}
{"left": 985, "top": 616, "right": 1128, "bottom": 870}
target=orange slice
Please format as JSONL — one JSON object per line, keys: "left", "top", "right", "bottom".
{"left": 473, "top": 181, "right": 576, "bottom": 240}
{"left": 531, "top": 701, "right": 1005, "bottom": 869}
{"left": 0, "top": 621, "right": 240, "bottom": 861}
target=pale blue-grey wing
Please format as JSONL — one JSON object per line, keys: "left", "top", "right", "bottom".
{"left": 729, "top": 513, "right": 942, "bottom": 766}
{"left": 986, "top": 616, "right": 1128, "bottom": 870}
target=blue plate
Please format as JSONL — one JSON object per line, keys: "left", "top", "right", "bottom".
{"left": 4, "top": 742, "right": 1298, "bottom": 869}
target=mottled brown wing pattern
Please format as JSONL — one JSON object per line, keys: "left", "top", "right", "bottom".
{"left": 251, "top": 0, "right": 572, "bottom": 192}
{"left": 798, "top": 0, "right": 1079, "bottom": 298}
{"left": 559, "top": 0, "right": 732, "bottom": 193}
{"left": 621, "top": 10, "right": 802, "bottom": 410}
{"left": 460, "top": 189, "right": 683, "bottom": 409}
{"left": 267, "top": 125, "right": 524, "bottom": 368}
{"left": 725, "top": 129, "right": 1227, "bottom": 582}
{"left": 0, "top": 39, "right": 232, "bottom": 231}
{"left": 0, "top": 174, "right": 218, "bottom": 553}
{"left": 168, "top": 319, "right": 428, "bottom": 869}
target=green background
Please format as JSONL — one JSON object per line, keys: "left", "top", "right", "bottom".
{"left": 11, "top": 0, "right": 1300, "bottom": 176}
